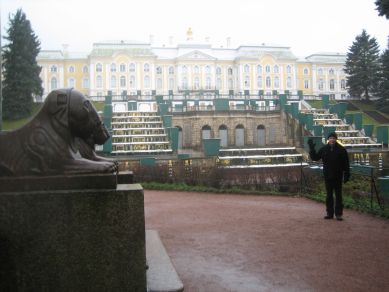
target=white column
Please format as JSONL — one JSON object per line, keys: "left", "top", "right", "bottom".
{"left": 90, "top": 63, "right": 95, "bottom": 96}
{"left": 105, "top": 63, "right": 110, "bottom": 95}
{"left": 312, "top": 65, "right": 317, "bottom": 95}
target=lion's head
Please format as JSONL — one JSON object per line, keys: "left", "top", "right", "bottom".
{"left": 46, "top": 88, "right": 110, "bottom": 146}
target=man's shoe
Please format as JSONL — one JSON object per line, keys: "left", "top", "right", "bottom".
{"left": 324, "top": 215, "right": 333, "bottom": 219}
{"left": 336, "top": 216, "right": 343, "bottom": 221}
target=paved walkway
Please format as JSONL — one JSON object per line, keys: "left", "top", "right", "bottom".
{"left": 144, "top": 190, "right": 389, "bottom": 292}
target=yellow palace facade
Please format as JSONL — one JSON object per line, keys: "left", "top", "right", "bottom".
{"left": 37, "top": 31, "right": 348, "bottom": 100}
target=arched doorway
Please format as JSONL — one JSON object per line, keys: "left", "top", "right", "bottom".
{"left": 219, "top": 125, "right": 228, "bottom": 148}
{"left": 257, "top": 125, "right": 266, "bottom": 146}
{"left": 202, "top": 125, "right": 211, "bottom": 139}
{"left": 235, "top": 124, "right": 245, "bottom": 147}
{"left": 176, "top": 126, "right": 183, "bottom": 149}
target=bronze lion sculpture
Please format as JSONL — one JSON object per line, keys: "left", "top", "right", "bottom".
{"left": 0, "top": 88, "right": 117, "bottom": 176}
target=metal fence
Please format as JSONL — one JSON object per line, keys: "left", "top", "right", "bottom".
{"left": 302, "top": 162, "right": 389, "bottom": 211}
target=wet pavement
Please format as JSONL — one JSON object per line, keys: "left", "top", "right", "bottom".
{"left": 145, "top": 190, "right": 389, "bottom": 292}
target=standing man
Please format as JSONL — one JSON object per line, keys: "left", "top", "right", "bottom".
{"left": 308, "top": 132, "right": 350, "bottom": 221}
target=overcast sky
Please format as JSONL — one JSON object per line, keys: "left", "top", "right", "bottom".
{"left": 1, "top": 0, "right": 389, "bottom": 57}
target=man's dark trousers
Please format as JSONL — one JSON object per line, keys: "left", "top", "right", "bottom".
{"left": 325, "top": 178, "right": 343, "bottom": 217}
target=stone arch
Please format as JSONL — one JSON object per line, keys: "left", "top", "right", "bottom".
{"left": 202, "top": 125, "right": 212, "bottom": 140}
{"left": 219, "top": 124, "right": 228, "bottom": 148}
{"left": 235, "top": 124, "right": 245, "bottom": 147}
{"left": 257, "top": 124, "right": 266, "bottom": 146}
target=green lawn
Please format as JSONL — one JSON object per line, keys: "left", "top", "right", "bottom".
{"left": 94, "top": 101, "right": 105, "bottom": 112}
{"left": 2, "top": 103, "right": 43, "bottom": 131}
{"left": 349, "top": 100, "right": 376, "bottom": 111}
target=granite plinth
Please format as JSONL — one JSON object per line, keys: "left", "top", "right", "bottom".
{"left": 117, "top": 170, "right": 134, "bottom": 184}
{"left": 0, "top": 183, "right": 146, "bottom": 291}
{"left": 0, "top": 173, "right": 117, "bottom": 192}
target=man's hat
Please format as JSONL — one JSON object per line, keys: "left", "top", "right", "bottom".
{"left": 327, "top": 132, "right": 338, "bottom": 139}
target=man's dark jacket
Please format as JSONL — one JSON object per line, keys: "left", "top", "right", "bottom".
{"left": 309, "top": 142, "right": 350, "bottom": 180}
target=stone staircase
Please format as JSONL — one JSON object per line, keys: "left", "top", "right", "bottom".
{"left": 110, "top": 111, "right": 173, "bottom": 155}
{"left": 302, "top": 108, "right": 382, "bottom": 150}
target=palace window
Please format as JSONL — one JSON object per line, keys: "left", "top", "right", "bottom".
{"left": 274, "top": 76, "right": 280, "bottom": 88}
{"left": 206, "top": 77, "right": 212, "bottom": 89}
{"left": 216, "top": 67, "right": 222, "bottom": 75}
{"left": 257, "top": 65, "right": 262, "bottom": 74}
{"left": 69, "top": 66, "right": 75, "bottom": 73}
{"left": 304, "top": 79, "right": 309, "bottom": 89}
{"left": 287, "top": 76, "right": 292, "bottom": 88}
{"left": 68, "top": 78, "right": 75, "bottom": 88}
{"left": 194, "top": 77, "right": 200, "bottom": 89}
{"left": 329, "top": 68, "right": 335, "bottom": 75}
{"left": 51, "top": 77, "right": 57, "bottom": 89}
{"left": 83, "top": 78, "right": 89, "bottom": 88}
{"left": 50, "top": 65, "right": 57, "bottom": 73}
{"left": 120, "top": 63, "right": 126, "bottom": 72}
{"left": 194, "top": 66, "right": 199, "bottom": 74}
{"left": 156, "top": 78, "right": 162, "bottom": 89}
{"left": 330, "top": 79, "right": 335, "bottom": 90}
{"left": 82, "top": 65, "right": 89, "bottom": 73}
{"left": 110, "top": 63, "right": 116, "bottom": 72}
{"left": 144, "top": 63, "right": 150, "bottom": 72}
{"left": 228, "top": 79, "right": 233, "bottom": 90}
{"left": 182, "top": 77, "right": 188, "bottom": 89}
{"left": 110, "top": 76, "right": 117, "bottom": 88}
{"left": 169, "top": 66, "right": 174, "bottom": 74}
{"left": 266, "top": 76, "right": 271, "bottom": 88}
{"left": 216, "top": 78, "right": 222, "bottom": 89}
{"left": 144, "top": 76, "right": 150, "bottom": 88}
{"left": 244, "top": 76, "right": 250, "bottom": 88}
{"left": 257, "top": 76, "right": 263, "bottom": 88}
{"left": 205, "top": 66, "right": 211, "bottom": 74}
{"left": 182, "top": 65, "right": 188, "bottom": 74}
{"left": 265, "top": 65, "right": 271, "bottom": 73}
{"left": 286, "top": 65, "right": 292, "bottom": 74}
{"left": 318, "top": 79, "right": 324, "bottom": 90}
{"left": 341, "top": 79, "right": 346, "bottom": 90}
{"left": 318, "top": 68, "right": 323, "bottom": 75}
{"left": 169, "top": 78, "right": 174, "bottom": 90}
{"left": 96, "top": 63, "right": 102, "bottom": 72}
{"left": 244, "top": 64, "right": 250, "bottom": 74}
{"left": 120, "top": 76, "right": 126, "bottom": 87}
{"left": 96, "top": 75, "right": 102, "bottom": 88}
{"left": 156, "top": 66, "right": 162, "bottom": 74}
{"left": 274, "top": 65, "right": 279, "bottom": 74}
{"left": 304, "top": 68, "right": 309, "bottom": 75}
{"left": 130, "top": 76, "right": 136, "bottom": 88}
{"left": 129, "top": 63, "right": 136, "bottom": 72}
{"left": 228, "top": 67, "right": 233, "bottom": 75}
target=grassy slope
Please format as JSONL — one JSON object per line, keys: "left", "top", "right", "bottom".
{"left": 307, "top": 100, "right": 388, "bottom": 135}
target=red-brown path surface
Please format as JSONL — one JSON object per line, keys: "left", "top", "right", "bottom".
{"left": 144, "top": 190, "right": 389, "bottom": 292}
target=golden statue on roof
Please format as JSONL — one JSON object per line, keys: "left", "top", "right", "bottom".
{"left": 186, "top": 27, "right": 193, "bottom": 41}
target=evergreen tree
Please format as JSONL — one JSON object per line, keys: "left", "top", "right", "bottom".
{"left": 376, "top": 0, "right": 389, "bottom": 19}
{"left": 380, "top": 46, "right": 389, "bottom": 99}
{"left": 2, "top": 9, "right": 43, "bottom": 120}
{"left": 344, "top": 30, "right": 381, "bottom": 100}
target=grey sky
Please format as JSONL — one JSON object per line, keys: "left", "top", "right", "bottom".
{"left": 2, "top": 0, "right": 389, "bottom": 57}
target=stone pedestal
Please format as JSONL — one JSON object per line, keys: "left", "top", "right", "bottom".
{"left": 0, "top": 183, "right": 146, "bottom": 291}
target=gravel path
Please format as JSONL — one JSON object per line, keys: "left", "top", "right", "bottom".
{"left": 145, "top": 190, "right": 389, "bottom": 292}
